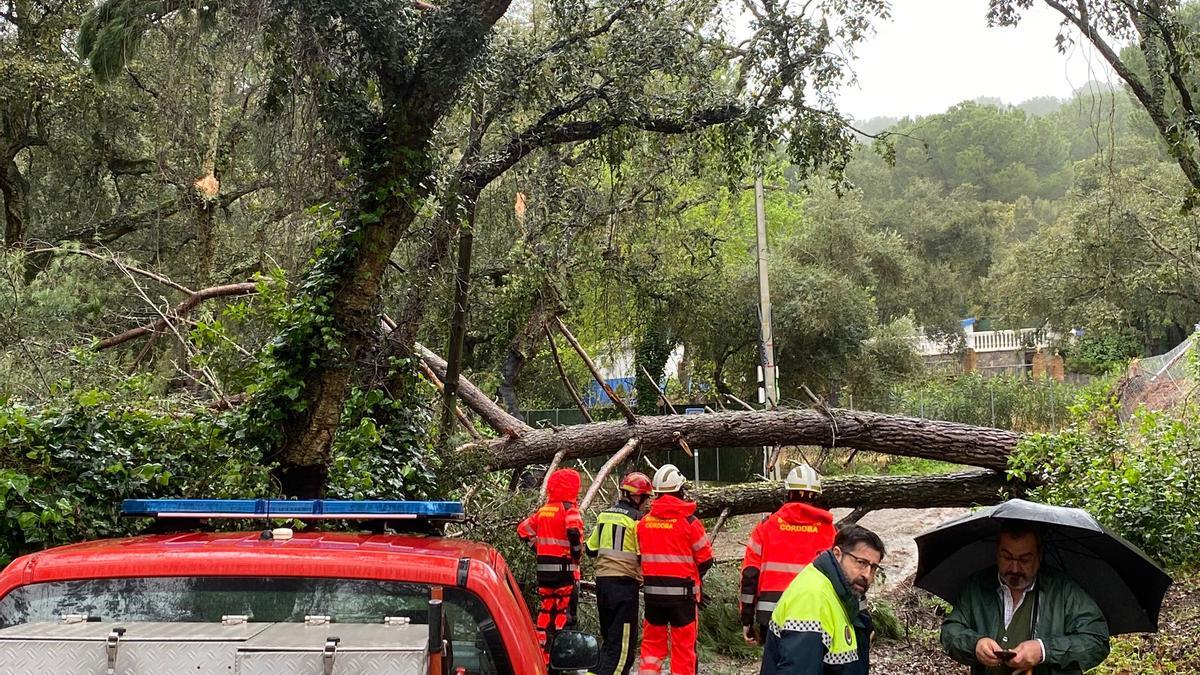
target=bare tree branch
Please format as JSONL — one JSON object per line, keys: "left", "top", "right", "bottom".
{"left": 94, "top": 282, "right": 257, "bottom": 350}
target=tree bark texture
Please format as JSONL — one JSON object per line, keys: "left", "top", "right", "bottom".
{"left": 271, "top": 0, "right": 516, "bottom": 494}
{"left": 416, "top": 342, "right": 530, "bottom": 437}
{"left": 0, "top": 155, "right": 29, "bottom": 248}
{"left": 481, "top": 408, "right": 1018, "bottom": 471}
{"left": 690, "top": 469, "right": 1014, "bottom": 518}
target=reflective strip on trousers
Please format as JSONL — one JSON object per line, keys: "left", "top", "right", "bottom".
{"left": 761, "top": 562, "right": 806, "bottom": 574}
{"left": 643, "top": 586, "right": 691, "bottom": 596}
{"left": 599, "top": 548, "right": 639, "bottom": 561}
{"left": 538, "top": 563, "right": 579, "bottom": 572}
{"left": 739, "top": 594, "right": 756, "bottom": 604}
{"left": 755, "top": 600, "right": 777, "bottom": 612}
{"left": 641, "top": 554, "right": 693, "bottom": 564}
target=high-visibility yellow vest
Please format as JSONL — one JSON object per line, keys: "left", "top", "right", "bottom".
{"left": 586, "top": 501, "right": 641, "bottom": 581}
{"left": 770, "top": 563, "right": 859, "bottom": 666}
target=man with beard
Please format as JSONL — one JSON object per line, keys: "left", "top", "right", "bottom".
{"left": 940, "top": 523, "right": 1110, "bottom": 675}
{"left": 760, "top": 524, "right": 885, "bottom": 675}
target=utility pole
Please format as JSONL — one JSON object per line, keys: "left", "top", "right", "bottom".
{"left": 754, "top": 169, "right": 780, "bottom": 479}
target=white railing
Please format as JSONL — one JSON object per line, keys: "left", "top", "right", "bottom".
{"left": 968, "top": 328, "right": 1055, "bottom": 353}
{"left": 915, "top": 328, "right": 1058, "bottom": 356}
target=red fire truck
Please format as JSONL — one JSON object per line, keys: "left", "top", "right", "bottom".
{"left": 0, "top": 498, "right": 597, "bottom": 674}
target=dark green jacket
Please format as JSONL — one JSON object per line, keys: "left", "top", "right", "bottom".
{"left": 940, "top": 567, "right": 1110, "bottom": 675}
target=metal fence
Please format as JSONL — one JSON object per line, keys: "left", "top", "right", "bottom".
{"left": 1119, "top": 336, "right": 1196, "bottom": 420}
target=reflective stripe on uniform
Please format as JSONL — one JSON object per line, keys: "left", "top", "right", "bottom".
{"left": 643, "top": 586, "right": 691, "bottom": 596}
{"left": 599, "top": 547, "right": 639, "bottom": 561}
{"left": 538, "top": 537, "right": 571, "bottom": 547}
{"left": 538, "top": 563, "right": 579, "bottom": 572}
{"left": 747, "top": 540, "right": 763, "bottom": 555}
{"left": 641, "top": 554, "right": 693, "bottom": 564}
{"left": 691, "top": 536, "right": 710, "bottom": 552}
{"left": 740, "top": 593, "right": 757, "bottom": 604}
{"left": 615, "top": 617, "right": 632, "bottom": 675}
{"left": 755, "top": 600, "right": 777, "bottom": 612}
{"left": 761, "top": 561, "right": 806, "bottom": 574}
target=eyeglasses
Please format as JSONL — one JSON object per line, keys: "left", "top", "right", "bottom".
{"left": 840, "top": 548, "right": 885, "bottom": 576}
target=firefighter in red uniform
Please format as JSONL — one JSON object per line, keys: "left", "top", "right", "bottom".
{"left": 739, "top": 463, "right": 835, "bottom": 650}
{"left": 517, "top": 468, "right": 585, "bottom": 662}
{"left": 637, "top": 464, "right": 713, "bottom": 675}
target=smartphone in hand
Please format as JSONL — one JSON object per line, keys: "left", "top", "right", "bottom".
{"left": 994, "top": 649, "right": 1017, "bottom": 660}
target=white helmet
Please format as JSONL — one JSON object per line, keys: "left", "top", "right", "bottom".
{"left": 785, "top": 463, "right": 822, "bottom": 494}
{"left": 652, "top": 464, "right": 686, "bottom": 494}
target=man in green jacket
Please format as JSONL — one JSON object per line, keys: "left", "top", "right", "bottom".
{"left": 939, "top": 523, "right": 1110, "bottom": 675}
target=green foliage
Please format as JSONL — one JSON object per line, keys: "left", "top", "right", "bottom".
{"left": 326, "top": 377, "right": 439, "bottom": 501}
{"left": 79, "top": 0, "right": 219, "bottom": 83}
{"left": 869, "top": 600, "right": 904, "bottom": 640}
{"left": 857, "top": 373, "right": 1084, "bottom": 432}
{"left": 1064, "top": 330, "right": 1142, "bottom": 375}
{"left": 1009, "top": 389, "right": 1200, "bottom": 568}
{"left": 634, "top": 316, "right": 674, "bottom": 415}
{"left": 696, "top": 564, "right": 759, "bottom": 660}
{"left": 0, "top": 389, "right": 267, "bottom": 566}
{"left": 988, "top": 154, "right": 1200, "bottom": 353}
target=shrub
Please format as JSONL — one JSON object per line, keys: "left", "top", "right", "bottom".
{"left": 1008, "top": 386, "right": 1200, "bottom": 568}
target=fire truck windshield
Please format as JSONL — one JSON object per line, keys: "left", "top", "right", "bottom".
{"left": 0, "top": 576, "right": 512, "bottom": 675}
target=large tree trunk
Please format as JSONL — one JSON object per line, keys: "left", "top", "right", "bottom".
{"left": 0, "top": 155, "right": 29, "bottom": 248}
{"left": 691, "top": 469, "right": 1013, "bottom": 518}
{"left": 477, "top": 408, "right": 1018, "bottom": 471}
{"left": 270, "top": 0, "right": 514, "bottom": 496}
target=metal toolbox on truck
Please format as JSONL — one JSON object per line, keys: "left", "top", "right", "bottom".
{"left": 0, "top": 620, "right": 429, "bottom": 675}
{"left": 236, "top": 622, "right": 429, "bottom": 674}
{"left": 0, "top": 620, "right": 265, "bottom": 674}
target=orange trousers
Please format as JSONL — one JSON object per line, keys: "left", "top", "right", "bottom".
{"left": 638, "top": 603, "right": 697, "bottom": 675}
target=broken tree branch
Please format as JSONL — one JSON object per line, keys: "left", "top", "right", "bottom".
{"left": 640, "top": 364, "right": 679, "bottom": 414}
{"left": 552, "top": 316, "right": 637, "bottom": 425}
{"left": 724, "top": 392, "right": 757, "bottom": 411}
{"left": 415, "top": 342, "right": 530, "bottom": 438}
{"left": 580, "top": 437, "right": 640, "bottom": 511}
{"left": 30, "top": 245, "right": 195, "bottom": 295}
{"left": 836, "top": 507, "right": 871, "bottom": 528}
{"left": 540, "top": 449, "right": 569, "bottom": 500}
{"left": 710, "top": 507, "right": 734, "bottom": 544}
{"left": 416, "top": 359, "right": 483, "bottom": 441}
{"left": 544, "top": 324, "right": 593, "bottom": 422}
{"left": 95, "top": 282, "right": 258, "bottom": 350}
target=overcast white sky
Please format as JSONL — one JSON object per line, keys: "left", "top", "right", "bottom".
{"left": 836, "top": 1, "right": 1119, "bottom": 121}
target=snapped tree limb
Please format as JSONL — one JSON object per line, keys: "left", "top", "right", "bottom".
{"left": 691, "top": 469, "right": 1014, "bottom": 518}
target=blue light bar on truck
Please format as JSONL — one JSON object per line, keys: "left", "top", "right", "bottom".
{"left": 121, "top": 499, "right": 465, "bottom": 520}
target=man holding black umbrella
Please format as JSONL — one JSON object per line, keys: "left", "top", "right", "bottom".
{"left": 939, "top": 522, "right": 1110, "bottom": 675}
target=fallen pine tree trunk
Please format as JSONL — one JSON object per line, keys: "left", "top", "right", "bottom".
{"left": 690, "top": 469, "right": 1014, "bottom": 519}
{"left": 473, "top": 408, "right": 1018, "bottom": 472}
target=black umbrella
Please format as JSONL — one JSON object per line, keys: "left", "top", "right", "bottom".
{"left": 914, "top": 499, "right": 1172, "bottom": 634}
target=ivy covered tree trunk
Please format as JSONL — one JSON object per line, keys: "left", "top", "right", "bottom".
{"left": 240, "top": 0, "right": 513, "bottom": 497}
{"left": 634, "top": 312, "right": 674, "bottom": 414}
